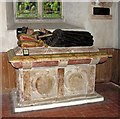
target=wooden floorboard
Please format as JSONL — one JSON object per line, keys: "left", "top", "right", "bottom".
{"left": 1, "top": 82, "right": 120, "bottom": 118}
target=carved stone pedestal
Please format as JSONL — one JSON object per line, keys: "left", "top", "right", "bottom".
{"left": 8, "top": 46, "right": 110, "bottom": 112}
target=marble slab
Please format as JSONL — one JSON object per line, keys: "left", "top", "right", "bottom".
{"left": 13, "top": 46, "right": 99, "bottom": 56}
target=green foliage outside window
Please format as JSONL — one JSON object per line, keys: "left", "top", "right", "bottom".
{"left": 42, "top": 0, "right": 62, "bottom": 18}
{"left": 16, "top": 0, "right": 62, "bottom": 19}
{"left": 16, "top": 1, "right": 39, "bottom": 19}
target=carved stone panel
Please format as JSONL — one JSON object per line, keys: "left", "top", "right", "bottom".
{"left": 17, "top": 67, "right": 58, "bottom": 105}
{"left": 30, "top": 67, "right": 58, "bottom": 101}
{"left": 64, "top": 64, "right": 96, "bottom": 97}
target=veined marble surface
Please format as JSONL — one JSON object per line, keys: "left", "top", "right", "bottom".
{"left": 14, "top": 46, "right": 99, "bottom": 56}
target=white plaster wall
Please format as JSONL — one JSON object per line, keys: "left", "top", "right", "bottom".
{"left": 112, "top": 3, "right": 118, "bottom": 48}
{"left": 63, "top": 2, "right": 88, "bottom": 29}
{"left": 0, "top": 2, "right": 17, "bottom": 52}
{"left": 0, "top": 2, "right": 119, "bottom": 52}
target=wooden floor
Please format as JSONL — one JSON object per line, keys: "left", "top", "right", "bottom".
{"left": 1, "top": 82, "right": 120, "bottom": 118}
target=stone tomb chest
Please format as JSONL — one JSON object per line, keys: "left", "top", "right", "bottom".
{"left": 8, "top": 46, "right": 110, "bottom": 112}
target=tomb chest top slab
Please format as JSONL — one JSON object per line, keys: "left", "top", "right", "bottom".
{"left": 7, "top": 46, "right": 111, "bottom": 68}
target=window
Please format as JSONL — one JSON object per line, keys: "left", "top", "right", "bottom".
{"left": 42, "top": 1, "right": 62, "bottom": 18}
{"left": 15, "top": 0, "right": 62, "bottom": 19}
{"left": 16, "top": 2, "right": 39, "bottom": 19}
{"left": 6, "top": 2, "right": 80, "bottom": 30}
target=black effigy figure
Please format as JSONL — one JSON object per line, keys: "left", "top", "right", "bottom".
{"left": 44, "top": 29, "right": 94, "bottom": 47}
{"left": 17, "top": 27, "right": 94, "bottom": 47}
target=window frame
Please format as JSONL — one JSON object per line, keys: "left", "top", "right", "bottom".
{"left": 14, "top": 0, "right": 63, "bottom": 20}
{"left": 6, "top": 2, "right": 80, "bottom": 30}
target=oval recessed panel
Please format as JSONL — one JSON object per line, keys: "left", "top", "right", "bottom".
{"left": 65, "top": 71, "right": 87, "bottom": 94}
{"left": 35, "top": 76, "right": 53, "bottom": 95}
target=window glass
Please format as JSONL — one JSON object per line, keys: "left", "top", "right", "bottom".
{"left": 42, "top": 0, "right": 62, "bottom": 19}
{"left": 16, "top": 0, "right": 62, "bottom": 19}
{"left": 16, "top": 1, "right": 39, "bottom": 19}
